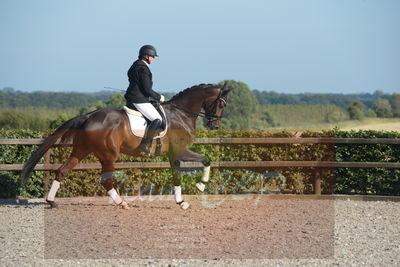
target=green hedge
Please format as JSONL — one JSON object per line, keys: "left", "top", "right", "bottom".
{"left": 333, "top": 130, "right": 400, "bottom": 195}
{"left": 1, "top": 129, "right": 399, "bottom": 198}
{"left": 0, "top": 130, "right": 47, "bottom": 198}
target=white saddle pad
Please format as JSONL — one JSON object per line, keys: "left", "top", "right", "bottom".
{"left": 123, "top": 106, "right": 167, "bottom": 138}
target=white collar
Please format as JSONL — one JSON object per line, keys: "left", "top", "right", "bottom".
{"left": 141, "top": 59, "right": 150, "bottom": 67}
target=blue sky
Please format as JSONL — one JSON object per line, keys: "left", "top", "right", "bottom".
{"left": 0, "top": 0, "right": 399, "bottom": 94}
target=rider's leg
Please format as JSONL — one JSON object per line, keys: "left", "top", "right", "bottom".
{"left": 139, "top": 119, "right": 162, "bottom": 154}
{"left": 133, "top": 103, "right": 163, "bottom": 155}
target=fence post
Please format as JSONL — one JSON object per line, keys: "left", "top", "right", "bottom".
{"left": 313, "top": 168, "right": 322, "bottom": 195}
{"left": 44, "top": 148, "right": 51, "bottom": 193}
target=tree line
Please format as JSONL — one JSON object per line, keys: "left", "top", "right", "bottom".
{"left": 1, "top": 82, "right": 400, "bottom": 131}
{"left": 3, "top": 86, "right": 399, "bottom": 111}
{"left": 0, "top": 87, "right": 110, "bottom": 109}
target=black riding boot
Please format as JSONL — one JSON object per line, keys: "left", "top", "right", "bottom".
{"left": 137, "top": 119, "right": 162, "bottom": 156}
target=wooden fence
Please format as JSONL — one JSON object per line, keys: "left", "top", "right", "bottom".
{"left": 1, "top": 137, "right": 400, "bottom": 194}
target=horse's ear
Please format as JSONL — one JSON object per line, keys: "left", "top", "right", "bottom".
{"left": 221, "top": 81, "right": 231, "bottom": 95}
{"left": 221, "top": 81, "right": 229, "bottom": 91}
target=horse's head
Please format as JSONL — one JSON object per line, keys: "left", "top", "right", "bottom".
{"left": 203, "top": 82, "right": 232, "bottom": 130}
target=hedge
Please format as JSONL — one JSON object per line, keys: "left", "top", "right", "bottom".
{"left": 0, "top": 129, "right": 399, "bottom": 198}
{"left": 333, "top": 130, "right": 400, "bottom": 195}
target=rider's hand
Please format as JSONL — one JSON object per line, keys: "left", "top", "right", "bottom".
{"left": 160, "top": 95, "right": 165, "bottom": 102}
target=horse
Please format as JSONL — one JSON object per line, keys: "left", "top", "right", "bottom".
{"left": 21, "top": 83, "right": 231, "bottom": 210}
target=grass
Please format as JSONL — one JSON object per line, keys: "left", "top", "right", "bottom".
{"left": 268, "top": 118, "right": 400, "bottom": 131}
{"left": 253, "top": 104, "right": 400, "bottom": 131}
{"left": 260, "top": 104, "right": 348, "bottom": 128}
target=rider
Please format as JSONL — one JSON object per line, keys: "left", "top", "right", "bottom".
{"left": 125, "top": 44, "right": 165, "bottom": 155}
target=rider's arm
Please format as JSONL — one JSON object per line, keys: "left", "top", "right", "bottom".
{"left": 138, "top": 67, "right": 161, "bottom": 101}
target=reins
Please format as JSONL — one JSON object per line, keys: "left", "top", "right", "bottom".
{"left": 165, "top": 102, "right": 222, "bottom": 119}
{"left": 165, "top": 88, "right": 227, "bottom": 122}
{"left": 163, "top": 85, "right": 229, "bottom": 129}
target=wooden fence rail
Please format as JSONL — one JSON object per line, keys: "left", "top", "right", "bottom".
{"left": 2, "top": 137, "right": 400, "bottom": 145}
{"left": 1, "top": 138, "right": 399, "bottom": 194}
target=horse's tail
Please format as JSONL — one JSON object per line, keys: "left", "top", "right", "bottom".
{"left": 20, "top": 114, "right": 88, "bottom": 184}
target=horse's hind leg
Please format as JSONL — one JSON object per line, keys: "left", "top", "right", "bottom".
{"left": 46, "top": 150, "right": 88, "bottom": 208}
{"left": 168, "top": 156, "right": 190, "bottom": 210}
{"left": 98, "top": 156, "right": 130, "bottom": 210}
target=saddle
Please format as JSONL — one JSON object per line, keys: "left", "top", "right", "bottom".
{"left": 123, "top": 103, "right": 167, "bottom": 138}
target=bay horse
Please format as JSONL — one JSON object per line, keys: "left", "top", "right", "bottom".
{"left": 21, "top": 83, "right": 231, "bottom": 209}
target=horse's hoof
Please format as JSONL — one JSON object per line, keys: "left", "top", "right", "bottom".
{"left": 179, "top": 201, "right": 190, "bottom": 210}
{"left": 46, "top": 199, "right": 58, "bottom": 208}
{"left": 120, "top": 201, "right": 131, "bottom": 210}
{"left": 137, "top": 146, "right": 151, "bottom": 157}
{"left": 196, "top": 182, "right": 205, "bottom": 192}
{"left": 138, "top": 151, "right": 151, "bottom": 157}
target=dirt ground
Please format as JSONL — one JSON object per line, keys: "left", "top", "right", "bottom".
{"left": 43, "top": 195, "right": 334, "bottom": 260}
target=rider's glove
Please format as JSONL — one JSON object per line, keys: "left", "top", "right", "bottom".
{"left": 160, "top": 95, "right": 165, "bottom": 102}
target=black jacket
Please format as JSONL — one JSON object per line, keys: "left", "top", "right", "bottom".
{"left": 124, "top": 59, "right": 161, "bottom": 103}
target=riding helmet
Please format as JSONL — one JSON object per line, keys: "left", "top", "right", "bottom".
{"left": 139, "top": 45, "right": 158, "bottom": 58}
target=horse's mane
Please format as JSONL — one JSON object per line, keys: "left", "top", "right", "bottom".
{"left": 166, "top": 83, "right": 216, "bottom": 103}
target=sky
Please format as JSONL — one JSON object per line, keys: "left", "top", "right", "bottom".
{"left": 0, "top": 0, "right": 399, "bottom": 94}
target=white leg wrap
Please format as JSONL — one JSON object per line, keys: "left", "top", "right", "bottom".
{"left": 196, "top": 182, "right": 206, "bottom": 192}
{"left": 201, "top": 166, "right": 211, "bottom": 183}
{"left": 108, "top": 188, "right": 122, "bottom": 205}
{"left": 47, "top": 180, "right": 60, "bottom": 201}
{"left": 174, "top": 186, "right": 183, "bottom": 203}
{"left": 180, "top": 202, "right": 190, "bottom": 210}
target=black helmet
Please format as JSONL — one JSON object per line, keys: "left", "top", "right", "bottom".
{"left": 139, "top": 45, "right": 158, "bottom": 58}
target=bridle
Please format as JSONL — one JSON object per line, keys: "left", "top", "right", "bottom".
{"left": 165, "top": 89, "right": 227, "bottom": 128}
{"left": 204, "top": 90, "right": 227, "bottom": 128}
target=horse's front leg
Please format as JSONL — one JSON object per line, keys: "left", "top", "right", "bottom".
{"left": 169, "top": 155, "right": 190, "bottom": 210}
{"left": 175, "top": 149, "right": 211, "bottom": 192}
{"left": 196, "top": 160, "right": 211, "bottom": 192}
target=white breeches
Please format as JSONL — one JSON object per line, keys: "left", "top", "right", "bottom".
{"left": 133, "top": 103, "right": 162, "bottom": 122}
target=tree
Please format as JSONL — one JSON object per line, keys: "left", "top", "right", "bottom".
{"left": 365, "top": 109, "right": 377, "bottom": 118}
{"left": 347, "top": 101, "right": 364, "bottom": 120}
{"left": 390, "top": 94, "right": 400, "bottom": 118}
{"left": 0, "top": 109, "right": 48, "bottom": 130}
{"left": 49, "top": 114, "right": 73, "bottom": 129}
{"left": 105, "top": 93, "right": 125, "bottom": 107}
{"left": 50, "top": 94, "right": 125, "bottom": 128}
{"left": 373, "top": 99, "right": 393, "bottom": 118}
{"left": 1, "top": 87, "right": 16, "bottom": 94}
{"left": 261, "top": 110, "right": 276, "bottom": 126}
{"left": 79, "top": 101, "right": 106, "bottom": 115}
{"left": 217, "top": 80, "right": 258, "bottom": 130}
